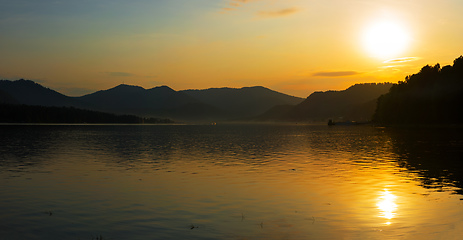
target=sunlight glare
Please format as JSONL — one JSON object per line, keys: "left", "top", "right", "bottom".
{"left": 377, "top": 189, "right": 397, "bottom": 224}
{"left": 362, "top": 20, "right": 410, "bottom": 60}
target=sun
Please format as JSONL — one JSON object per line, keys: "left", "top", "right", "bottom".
{"left": 362, "top": 20, "right": 410, "bottom": 60}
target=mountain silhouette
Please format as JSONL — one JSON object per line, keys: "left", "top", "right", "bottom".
{"left": 0, "top": 79, "right": 79, "bottom": 107}
{"left": 182, "top": 86, "right": 303, "bottom": 119}
{"left": 2, "top": 80, "right": 302, "bottom": 121}
{"left": 0, "top": 79, "right": 391, "bottom": 123}
{"left": 255, "top": 83, "right": 392, "bottom": 122}
{"left": 0, "top": 81, "right": 175, "bottom": 123}
{"left": 0, "top": 89, "right": 19, "bottom": 104}
{"left": 76, "top": 84, "right": 221, "bottom": 120}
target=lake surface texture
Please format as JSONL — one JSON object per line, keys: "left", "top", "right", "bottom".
{"left": 1, "top": 124, "right": 463, "bottom": 240}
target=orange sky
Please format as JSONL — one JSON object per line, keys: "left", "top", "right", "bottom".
{"left": 1, "top": 0, "right": 462, "bottom": 97}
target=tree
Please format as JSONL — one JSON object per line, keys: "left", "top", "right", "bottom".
{"left": 373, "top": 56, "right": 463, "bottom": 125}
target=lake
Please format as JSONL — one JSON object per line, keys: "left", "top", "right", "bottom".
{"left": 1, "top": 124, "right": 463, "bottom": 239}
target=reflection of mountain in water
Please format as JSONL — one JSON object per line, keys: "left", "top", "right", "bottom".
{"left": 0, "top": 125, "right": 181, "bottom": 173}
{"left": 384, "top": 127, "right": 463, "bottom": 194}
{"left": 3, "top": 124, "right": 463, "bottom": 195}
{"left": 0, "top": 125, "right": 64, "bottom": 175}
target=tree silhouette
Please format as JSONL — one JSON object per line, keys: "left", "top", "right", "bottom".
{"left": 373, "top": 56, "right": 463, "bottom": 124}
{"left": 0, "top": 104, "right": 174, "bottom": 124}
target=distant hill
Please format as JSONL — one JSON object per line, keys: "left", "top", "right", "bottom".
{"left": 252, "top": 104, "right": 295, "bottom": 122}
{"left": 182, "top": 86, "right": 304, "bottom": 119}
{"left": 0, "top": 79, "right": 79, "bottom": 107}
{"left": 1, "top": 80, "right": 304, "bottom": 122}
{"left": 255, "top": 83, "right": 392, "bottom": 122}
{"left": 78, "top": 84, "right": 192, "bottom": 110}
{"left": 373, "top": 56, "right": 463, "bottom": 125}
{"left": 0, "top": 89, "right": 19, "bottom": 104}
{"left": 1, "top": 79, "right": 396, "bottom": 123}
{"left": 77, "top": 84, "right": 222, "bottom": 121}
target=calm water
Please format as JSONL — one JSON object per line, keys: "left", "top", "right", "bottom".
{"left": 1, "top": 124, "right": 463, "bottom": 240}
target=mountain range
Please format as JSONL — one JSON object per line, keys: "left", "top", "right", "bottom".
{"left": 0, "top": 79, "right": 393, "bottom": 123}
{"left": 254, "top": 83, "right": 393, "bottom": 122}
{"left": 0, "top": 80, "right": 304, "bottom": 122}
{"left": 5, "top": 57, "right": 463, "bottom": 125}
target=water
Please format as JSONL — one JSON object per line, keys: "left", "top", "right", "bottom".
{"left": 1, "top": 124, "right": 463, "bottom": 239}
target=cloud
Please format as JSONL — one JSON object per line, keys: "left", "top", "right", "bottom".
{"left": 312, "top": 71, "right": 361, "bottom": 77}
{"left": 233, "top": 0, "right": 255, "bottom": 3}
{"left": 383, "top": 57, "right": 420, "bottom": 64}
{"left": 105, "top": 72, "right": 135, "bottom": 77}
{"left": 221, "top": 1, "right": 301, "bottom": 19}
{"left": 222, "top": 0, "right": 259, "bottom": 11}
{"left": 380, "top": 65, "right": 404, "bottom": 69}
{"left": 258, "top": 7, "right": 300, "bottom": 18}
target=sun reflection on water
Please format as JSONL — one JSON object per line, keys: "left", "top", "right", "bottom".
{"left": 377, "top": 189, "right": 397, "bottom": 225}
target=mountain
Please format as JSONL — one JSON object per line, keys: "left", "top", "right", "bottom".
{"left": 77, "top": 84, "right": 221, "bottom": 121}
{"left": 78, "top": 85, "right": 303, "bottom": 121}
{"left": 3, "top": 80, "right": 304, "bottom": 122}
{"left": 0, "top": 89, "right": 19, "bottom": 104}
{"left": 256, "top": 83, "right": 392, "bottom": 122}
{"left": 181, "top": 86, "right": 304, "bottom": 119}
{"left": 0, "top": 79, "right": 79, "bottom": 107}
{"left": 252, "top": 104, "right": 295, "bottom": 121}
{"left": 2, "top": 79, "right": 388, "bottom": 123}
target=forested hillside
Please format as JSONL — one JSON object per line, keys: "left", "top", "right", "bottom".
{"left": 0, "top": 104, "right": 173, "bottom": 124}
{"left": 255, "top": 83, "right": 392, "bottom": 122}
{"left": 0, "top": 80, "right": 302, "bottom": 122}
{"left": 182, "top": 86, "right": 303, "bottom": 119}
{"left": 373, "top": 56, "right": 463, "bottom": 124}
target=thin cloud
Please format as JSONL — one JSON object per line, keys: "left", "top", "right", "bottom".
{"left": 258, "top": 7, "right": 301, "bottom": 18}
{"left": 222, "top": 0, "right": 259, "bottom": 11}
{"left": 233, "top": 0, "right": 255, "bottom": 3}
{"left": 383, "top": 57, "right": 420, "bottom": 64}
{"left": 313, "top": 71, "right": 361, "bottom": 77}
{"left": 222, "top": 0, "right": 300, "bottom": 18}
{"left": 380, "top": 65, "right": 405, "bottom": 69}
{"left": 228, "top": 0, "right": 257, "bottom": 7}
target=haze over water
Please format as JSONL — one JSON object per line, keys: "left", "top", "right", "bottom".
{"left": 1, "top": 124, "right": 463, "bottom": 239}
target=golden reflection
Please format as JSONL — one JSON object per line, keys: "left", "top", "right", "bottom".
{"left": 377, "top": 189, "right": 397, "bottom": 225}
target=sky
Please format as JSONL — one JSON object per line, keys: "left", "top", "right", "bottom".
{"left": 1, "top": 0, "right": 462, "bottom": 97}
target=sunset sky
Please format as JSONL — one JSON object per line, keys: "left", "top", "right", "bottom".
{"left": 1, "top": 0, "right": 462, "bottom": 97}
